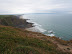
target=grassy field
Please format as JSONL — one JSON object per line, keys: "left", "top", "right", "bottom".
{"left": 0, "top": 25, "right": 68, "bottom": 54}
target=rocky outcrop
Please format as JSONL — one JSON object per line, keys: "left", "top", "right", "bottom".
{"left": 0, "top": 15, "right": 33, "bottom": 29}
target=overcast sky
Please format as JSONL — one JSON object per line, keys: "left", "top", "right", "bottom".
{"left": 0, "top": 0, "right": 72, "bottom": 14}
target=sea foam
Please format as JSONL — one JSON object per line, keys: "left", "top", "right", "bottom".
{"left": 23, "top": 16, "right": 55, "bottom": 36}
{"left": 25, "top": 18, "right": 46, "bottom": 33}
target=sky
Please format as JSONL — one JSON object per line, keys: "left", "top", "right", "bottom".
{"left": 0, "top": 0, "right": 72, "bottom": 14}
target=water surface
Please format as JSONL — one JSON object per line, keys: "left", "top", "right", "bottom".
{"left": 23, "top": 13, "right": 72, "bottom": 40}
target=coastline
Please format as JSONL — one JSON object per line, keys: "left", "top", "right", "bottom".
{"left": 25, "top": 18, "right": 72, "bottom": 53}
{"left": 0, "top": 15, "right": 71, "bottom": 40}
{"left": 0, "top": 15, "right": 72, "bottom": 54}
{"left": 18, "top": 15, "right": 34, "bottom": 28}
{"left": 23, "top": 14, "right": 72, "bottom": 41}
{"left": 0, "top": 15, "right": 34, "bottom": 29}
{"left": 24, "top": 16, "right": 55, "bottom": 37}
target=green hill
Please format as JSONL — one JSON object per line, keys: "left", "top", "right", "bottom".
{"left": 0, "top": 25, "right": 67, "bottom": 54}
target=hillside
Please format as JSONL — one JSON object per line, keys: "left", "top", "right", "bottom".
{"left": 0, "top": 15, "right": 72, "bottom": 54}
{"left": 0, "top": 25, "right": 69, "bottom": 54}
{"left": 0, "top": 15, "right": 33, "bottom": 28}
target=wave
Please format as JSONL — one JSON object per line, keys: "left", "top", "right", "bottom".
{"left": 25, "top": 18, "right": 47, "bottom": 33}
{"left": 45, "top": 34, "right": 55, "bottom": 37}
{"left": 27, "top": 20, "right": 42, "bottom": 27}
{"left": 48, "top": 30, "right": 55, "bottom": 33}
{"left": 26, "top": 26, "right": 46, "bottom": 33}
{"left": 26, "top": 23, "right": 47, "bottom": 33}
{"left": 34, "top": 26, "right": 47, "bottom": 33}
{"left": 23, "top": 15, "right": 55, "bottom": 36}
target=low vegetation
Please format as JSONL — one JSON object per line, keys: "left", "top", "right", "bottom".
{"left": 0, "top": 25, "right": 68, "bottom": 54}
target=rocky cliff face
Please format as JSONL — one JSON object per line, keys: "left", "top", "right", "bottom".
{"left": 0, "top": 15, "right": 33, "bottom": 28}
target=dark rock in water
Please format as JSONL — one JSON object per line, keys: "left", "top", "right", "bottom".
{"left": 48, "top": 30, "right": 53, "bottom": 33}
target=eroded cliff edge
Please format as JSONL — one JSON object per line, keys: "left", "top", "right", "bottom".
{"left": 0, "top": 15, "right": 33, "bottom": 28}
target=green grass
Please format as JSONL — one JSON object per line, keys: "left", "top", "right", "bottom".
{"left": 0, "top": 15, "right": 11, "bottom": 19}
{"left": 0, "top": 15, "right": 14, "bottom": 26}
{"left": 0, "top": 25, "right": 68, "bottom": 54}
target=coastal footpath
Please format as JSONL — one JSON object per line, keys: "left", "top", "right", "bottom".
{"left": 0, "top": 15, "right": 72, "bottom": 54}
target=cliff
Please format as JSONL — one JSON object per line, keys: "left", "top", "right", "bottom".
{"left": 0, "top": 15, "right": 33, "bottom": 28}
{"left": 0, "top": 15, "right": 72, "bottom": 54}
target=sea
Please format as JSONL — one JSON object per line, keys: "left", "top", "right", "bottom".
{"left": 23, "top": 13, "right": 72, "bottom": 40}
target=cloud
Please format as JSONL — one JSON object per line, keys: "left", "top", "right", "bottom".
{"left": 0, "top": 0, "right": 72, "bottom": 14}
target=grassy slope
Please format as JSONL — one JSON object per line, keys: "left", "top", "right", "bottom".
{"left": 0, "top": 25, "right": 67, "bottom": 54}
